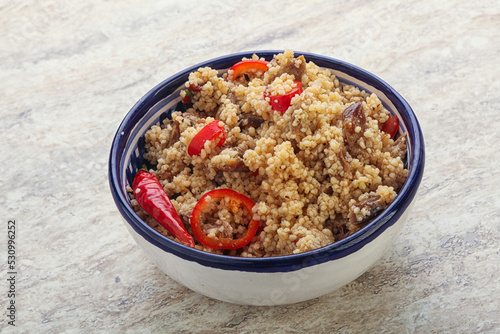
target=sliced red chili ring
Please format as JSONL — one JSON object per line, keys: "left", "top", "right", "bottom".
{"left": 188, "top": 84, "right": 202, "bottom": 92}
{"left": 381, "top": 115, "right": 399, "bottom": 139}
{"left": 265, "top": 81, "right": 303, "bottom": 113}
{"left": 228, "top": 60, "right": 269, "bottom": 81}
{"left": 187, "top": 120, "right": 227, "bottom": 156}
{"left": 190, "top": 189, "right": 259, "bottom": 250}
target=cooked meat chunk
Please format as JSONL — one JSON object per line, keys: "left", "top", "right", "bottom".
{"left": 280, "top": 55, "right": 306, "bottom": 80}
{"left": 238, "top": 114, "right": 265, "bottom": 129}
{"left": 227, "top": 91, "right": 238, "bottom": 105}
{"left": 342, "top": 102, "right": 366, "bottom": 159}
{"left": 202, "top": 215, "right": 234, "bottom": 239}
{"left": 324, "top": 216, "right": 350, "bottom": 241}
{"left": 212, "top": 148, "right": 250, "bottom": 172}
{"left": 337, "top": 144, "right": 352, "bottom": 178}
{"left": 347, "top": 194, "right": 388, "bottom": 232}
{"left": 182, "top": 110, "right": 206, "bottom": 126}
{"left": 391, "top": 133, "right": 408, "bottom": 161}
{"left": 166, "top": 120, "right": 180, "bottom": 148}
{"left": 267, "top": 55, "right": 307, "bottom": 82}
{"left": 214, "top": 171, "right": 226, "bottom": 186}
{"left": 217, "top": 159, "right": 248, "bottom": 172}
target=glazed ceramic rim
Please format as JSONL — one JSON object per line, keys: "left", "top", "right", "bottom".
{"left": 109, "top": 50, "right": 425, "bottom": 273}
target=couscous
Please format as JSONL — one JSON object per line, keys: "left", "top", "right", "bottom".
{"left": 130, "top": 50, "right": 408, "bottom": 257}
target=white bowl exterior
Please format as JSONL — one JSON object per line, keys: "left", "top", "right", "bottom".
{"left": 123, "top": 196, "right": 415, "bottom": 306}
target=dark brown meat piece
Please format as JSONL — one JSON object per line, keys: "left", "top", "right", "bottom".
{"left": 214, "top": 171, "right": 226, "bottom": 186}
{"left": 267, "top": 55, "right": 307, "bottom": 82}
{"left": 391, "top": 133, "right": 408, "bottom": 161}
{"left": 227, "top": 91, "right": 238, "bottom": 104}
{"left": 216, "top": 92, "right": 241, "bottom": 121}
{"left": 201, "top": 214, "right": 234, "bottom": 239}
{"left": 217, "top": 159, "right": 248, "bottom": 172}
{"left": 324, "top": 216, "right": 351, "bottom": 241}
{"left": 213, "top": 148, "right": 250, "bottom": 173}
{"left": 182, "top": 110, "right": 206, "bottom": 126}
{"left": 347, "top": 194, "right": 388, "bottom": 232}
{"left": 337, "top": 144, "right": 352, "bottom": 178}
{"left": 238, "top": 114, "right": 265, "bottom": 129}
{"left": 281, "top": 55, "right": 306, "bottom": 80}
{"left": 342, "top": 102, "right": 366, "bottom": 159}
{"left": 166, "top": 120, "right": 180, "bottom": 148}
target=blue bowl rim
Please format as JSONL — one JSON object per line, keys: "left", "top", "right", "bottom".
{"left": 109, "top": 50, "right": 425, "bottom": 273}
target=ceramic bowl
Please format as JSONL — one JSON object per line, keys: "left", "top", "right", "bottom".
{"left": 109, "top": 50, "right": 425, "bottom": 306}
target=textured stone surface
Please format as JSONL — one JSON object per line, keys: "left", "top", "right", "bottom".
{"left": 1, "top": 0, "right": 499, "bottom": 332}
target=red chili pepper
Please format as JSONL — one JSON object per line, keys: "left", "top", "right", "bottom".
{"left": 190, "top": 189, "right": 259, "bottom": 250}
{"left": 182, "top": 95, "right": 191, "bottom": 107}
{"left": 228, "top": 60, "right": 269, "bottom": 81}
{"left": 381, "top": 115, "right": 399, "bottom": 139}
{"left": 188, "top": 84, "right": 202, "bottom": 92}
{"left": 188, "top": 120, "right": 227, "bottom": 156}
{"left": 182, "top": 85, "right": 202, "bottom": 108}
{"left": 265, "top": 81, "right": 303, "bottom": 113}
{"left": 133, "top": 171, "right": 195, "bottom": 248}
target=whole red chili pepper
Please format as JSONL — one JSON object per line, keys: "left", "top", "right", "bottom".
{"left": 133, "top": 171, "right": 195, "bottom": 248}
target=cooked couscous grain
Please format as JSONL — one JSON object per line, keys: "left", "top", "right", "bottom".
{"left": 130, "top": 50, "right": 408, "bottom": 257}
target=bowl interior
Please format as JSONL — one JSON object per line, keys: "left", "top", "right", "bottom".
{"left": 109, "top": 50, "right": 424, "bottom": 272}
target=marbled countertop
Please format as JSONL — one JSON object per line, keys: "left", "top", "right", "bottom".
{"left": 1, "top": 0, "right": 499, "bottom": 333}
